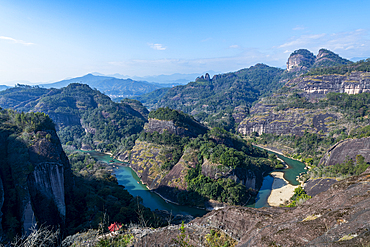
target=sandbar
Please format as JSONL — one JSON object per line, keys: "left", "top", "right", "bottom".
{"left": 267, "top": 171, "right": 298, "bottom": 207}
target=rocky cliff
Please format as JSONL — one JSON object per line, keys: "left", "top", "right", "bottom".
{"left": 319, "top": 137, "right": 370, "bottom": 166}
{"left": 238, "top": 106, "right": 341, "bottom": 136}
{"left": 286, "top": 49, "right": 316, "bottom": 72}
{"left": 0, "top": 110, "right": 73, "bottom": 237}
{"left": 286, "top": 71, "right": 370, "bottom": 98}
{"left": 238, "top": 70, "right": 370, "bottom": 137}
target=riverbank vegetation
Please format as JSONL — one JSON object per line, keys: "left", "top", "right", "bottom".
{"left": 284, "top": 186, "right": 311, "bottom": 207}
{"left": 302, "top": 154, "right": 369, "bottom": 181}
{"left": 65, "top": 151, "right": 165, "bottom": 235}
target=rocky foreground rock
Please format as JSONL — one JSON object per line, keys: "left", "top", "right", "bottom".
{"left": 132, "top": 169, "right": 370, "bottom": 246}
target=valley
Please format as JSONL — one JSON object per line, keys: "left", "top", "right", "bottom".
{"left": 0, "top": 48, "right": 369, "bottom": 246}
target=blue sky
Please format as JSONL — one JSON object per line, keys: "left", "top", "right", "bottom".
{"left": 1, "top": 0, "right": 370, "bottom": 84}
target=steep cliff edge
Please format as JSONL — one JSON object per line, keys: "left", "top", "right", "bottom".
{"left": 0, "top": 109, "right": 72, "bottom": 238}
{"left": 133, "top": 170, "right": 370, "bottom": 246}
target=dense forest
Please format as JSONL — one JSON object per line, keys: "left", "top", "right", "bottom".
{"left": 304, "top": 58, "right": 370, "bottom": 76}
{"left": 137, "top": 64, "right": 287, "bottom": 131}
{"left": 0, "top": 84, "right": 148, "bottom": 153}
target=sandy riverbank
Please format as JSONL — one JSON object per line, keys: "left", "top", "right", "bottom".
{"left": 253, "top": 144, "right": 285, "bottom": 156}
{"left": 267, "top": 171, "right": 298, "bottom": 207}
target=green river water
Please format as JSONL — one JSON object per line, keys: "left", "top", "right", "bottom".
{"left": 85, "top": 148, "right": 306, "bottom": 215}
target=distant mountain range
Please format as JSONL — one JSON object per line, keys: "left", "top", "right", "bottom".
{"left": 0, "top": 85, "right": 9, "bottom": 91}
{"left": 92, "top": 71, "right": 217, "bottom": 86}
{"left": 38, "top": 74, "right": 168, "bottom": 99}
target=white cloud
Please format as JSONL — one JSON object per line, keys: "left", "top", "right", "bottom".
{"left": 148, "top": 43, "right": 166, "bottom": 50}
{"left": 230, "top": 45, "right": 240, "bottom": 49}
{"left": 277, "top": 29, "right": 370, "bottom": 59}
{"left": 0, "top": 36, "right": 34, "bottom": 46}
{"left": 107, "top": 48, "right": 283, "bottom": 76}
{"left": 279, "top": 34, "right": 326, "bottom": 48}
{"left": 293, "top": 26, "right": 305, "bottom": 31}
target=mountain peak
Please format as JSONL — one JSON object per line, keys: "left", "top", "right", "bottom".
{"left": 287, "top": 48, "right": 352, "bottom": 72}
{"left": 286, "top": 49, "right": 316, "bottom": 72}
{"left": 314, "top": 48, "right": 352, "bottom": 67}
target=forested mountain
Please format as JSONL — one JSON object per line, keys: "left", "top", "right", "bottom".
{"left": 39, "top": 73, "right": 166, "bottom": 98}
{"left": 0, "top": 83, "right": 148, "bottom": 152}
{"left": 0, "top": 84, "right": 50, "bottom": 110}
{"left": 2, "top": 49, "right": 370, "bottom": 246}
{"left": 138, "top": 64, "right": 287, "bottom": 131}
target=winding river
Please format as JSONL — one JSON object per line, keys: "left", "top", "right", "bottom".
{"left": 85, "top": 149, "right": 306, "bottom": 215}
{"left": 85, "top": 151, "right": 207, "bottom": 217}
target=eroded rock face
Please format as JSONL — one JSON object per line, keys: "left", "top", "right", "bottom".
{"left": 238, "top": 108, "right": 340, "bottom": 136}
{"left": 286, "top": 48, "right": 351, "bottom": 73}
{"left": 238, "top": 71, "right": 370, "bottom": 137}
{"left": 319, "top": 137, "right": 370, "bottom": 166}
{"left": 0, "top": 129, "right": 72, "bottom": 235}
{"left": 144, "top": 119, "right": 207, "bottom": 138}
{"left": 288, "top": 71, "right": 370, "bottom": 98}
{"left": 286, "top": 49, "right": 316, "bottom": 72}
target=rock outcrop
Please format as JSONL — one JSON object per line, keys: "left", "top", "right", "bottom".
{"left": 319, "top": 137, "right": 370, "bottom": 166}
{"left": 133, "top": 170, "right": 370, "bottom": 246}
{"left": 195, "top": 73, "right": 211, "bottom": 82}
{"left": 314, "top": 48, "right": 352, "bottom": 68}
{"left": 144, "top": 118, "right": 207, "bottom": 138}
{"left": 286, "top": 48, "right": 352, "bottom": 73}
{"left": 238, "top": 106, "right": 341, "bottom": 136}
{"left": 286, "top": 49, "right": 316, "bottom": 72}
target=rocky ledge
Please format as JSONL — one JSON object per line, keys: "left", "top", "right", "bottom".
{"left": 133, "top": 170, "right": 370, "bottom": 246}
{"left": 319, "top": 137, "right": 370, "bottom": 166}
